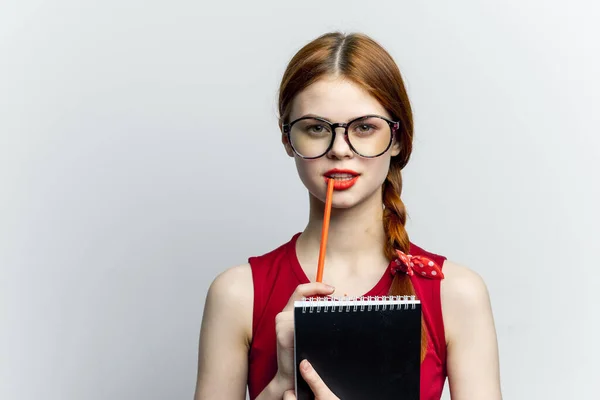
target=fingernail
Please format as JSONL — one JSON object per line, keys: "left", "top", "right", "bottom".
{"left": 301, "top": 360, "right": 311, "bottom": 372}
{"left": 326, "top": 285, "right": 335, "bottom": 291}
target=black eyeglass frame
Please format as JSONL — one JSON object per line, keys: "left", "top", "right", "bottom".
{"left": 282, "top": 114, "right": 401, "bottom": 159}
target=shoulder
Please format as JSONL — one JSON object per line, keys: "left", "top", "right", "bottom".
{"left": 440, "top": 260, "right": 490, "bottom": 303}
{"left": 438, "top": 261, "right": 502, "bottom": 397}
{"left": 204, "top": 264, "right": 254, "bottom": 343}
{"left": 195, "top": 264, "right": 255, "bottom": 398}
{"left": 440, "top": 260, "right": 494, "bottom": 344}
{"left": 207, "top": 234, "right": 298, "bottom": 315}
{"left": 206, "top": 263, "right": 254, "bottom": 309}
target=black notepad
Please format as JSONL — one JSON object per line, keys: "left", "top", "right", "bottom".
{"left": 294, "top": 295, "right": 421, "bottom": 400}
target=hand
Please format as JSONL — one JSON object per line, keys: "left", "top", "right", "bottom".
{"left": 283, "top": 360, "right": 340, "bottom": 400}
{"left": 273, "top": 283, "right": 335, "bottom": 391}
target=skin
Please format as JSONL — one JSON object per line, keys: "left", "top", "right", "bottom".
{"left": 194, "top": 76, "right": 502, "bottom": 399}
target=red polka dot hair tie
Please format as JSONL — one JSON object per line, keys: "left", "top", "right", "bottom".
{"left": 389, "top": 249, "right": 445, "bottom": 279}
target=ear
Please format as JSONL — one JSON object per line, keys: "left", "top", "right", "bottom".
{"left": 281, "top": 131, "right": 295, "bottom": 157}
{"left": 390, "top": 135, "right": 402, "bottom": 157}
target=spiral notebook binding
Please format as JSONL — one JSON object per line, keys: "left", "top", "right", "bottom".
{"left": 297, "top": 295, "right": 419, "bottom": 313}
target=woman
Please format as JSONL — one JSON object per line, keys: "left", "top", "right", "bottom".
{"left": 194, "top": 31, "right": 502, "bottom": 400}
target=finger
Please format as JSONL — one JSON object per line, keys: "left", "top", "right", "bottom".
{"left": 283, "top": 389, "right": 296, "bottom": 400}
{"left": 283, "top": 283, "right": 335, "bottom": 310}
{"left": 300, "top": 359, "right": 338, "bottom": 399}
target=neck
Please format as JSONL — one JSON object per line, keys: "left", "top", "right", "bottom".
{"left": 298, "top": 188, "right": 389, "bottom": 275}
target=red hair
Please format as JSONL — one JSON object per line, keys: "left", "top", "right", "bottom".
{"left": 278, "top": 31, "right": 428, "bottom": 360}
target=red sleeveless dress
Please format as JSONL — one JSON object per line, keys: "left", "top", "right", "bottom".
{"left": 247, "top": 232, "right": 447, "bottom": 400}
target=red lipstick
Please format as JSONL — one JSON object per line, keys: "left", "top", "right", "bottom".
{"left": 323, "top": 169, "right": 360, "bottom": 190}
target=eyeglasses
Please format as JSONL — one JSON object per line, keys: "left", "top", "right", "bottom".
{"left": 282, "top": 114, "right": 400, "bottom": 159}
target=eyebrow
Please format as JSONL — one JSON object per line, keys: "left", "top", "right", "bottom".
{"left": 296, "top": 113, "right": 372, "bottom": 122}
{"left": 298, "top": 113, "right": 332, "bottom": 121}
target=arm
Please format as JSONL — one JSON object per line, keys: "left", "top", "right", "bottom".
{"left": 441, "top": 261, "right": 502, "bottom": 399}
{"left": 194, "top": 264, "right": 253, "bottom": 400}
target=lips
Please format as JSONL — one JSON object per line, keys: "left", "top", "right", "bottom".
{"left": 324, "top": 169, "right": 359, "bottom": 178}
{"left": 323, "top": 169, "right": 360, "bottom": 190}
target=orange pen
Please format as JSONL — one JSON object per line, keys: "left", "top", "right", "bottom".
{"left": 316, "top": 178, "right": 335, "bottom": 282}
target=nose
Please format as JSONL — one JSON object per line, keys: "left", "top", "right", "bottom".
{"left": 326, "top": 127, "right": 354, "bottom": 160}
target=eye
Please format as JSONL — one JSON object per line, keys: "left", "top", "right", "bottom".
{"left": 307, "top": 124, "right": 327, "bottom": 133}
{"left": 355, "top": 124, "right": 375, "bottom": 134}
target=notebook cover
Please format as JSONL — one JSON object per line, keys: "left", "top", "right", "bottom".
{"left": 294, "top": 299, "right": 421, "bottom": 400}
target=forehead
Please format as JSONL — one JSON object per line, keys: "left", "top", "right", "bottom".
{"left": 289, "top": 76, "right": 390, "bottom": 122}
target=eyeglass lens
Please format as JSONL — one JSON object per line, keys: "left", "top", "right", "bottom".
{"left": 289, "top": 116, "right": 392, "bottom": 158}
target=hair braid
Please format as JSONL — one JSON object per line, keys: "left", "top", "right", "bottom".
{"left": 383, "top": 163, "right": 429, "bottom": 362}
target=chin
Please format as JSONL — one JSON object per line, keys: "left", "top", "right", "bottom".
{"left": 331, "top": 197, "right": 359, "bottom": 209}
{"left": 332, "top": 190, "right": 378, "bottom": 209}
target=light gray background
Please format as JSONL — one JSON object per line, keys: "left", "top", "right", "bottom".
{"left": 1, "top": 1, "right": 599, "bottom": 399}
